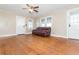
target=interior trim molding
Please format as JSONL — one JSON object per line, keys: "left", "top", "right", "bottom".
{"left": 0, "top": 34, "right": 17, "bottom": 37}
{"left": 0, "top": 33, "right": 32, "bottom": 37}
{"left": 51, "top": 34, "right": 68, "bottom": 39}
{"left": 0, "top": 33, "right": 68, "bottom": 39}
{"left": 25, "top": 32, "right": 32, "bottom": 34}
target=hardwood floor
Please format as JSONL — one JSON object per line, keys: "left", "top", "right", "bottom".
{"left": 0, "top": 34, "right": 79, "bottom": 55}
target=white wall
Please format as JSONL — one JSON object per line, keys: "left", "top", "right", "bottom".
{"left": 0, "top": 9, "right": 37, "bottom": 36}
{"left": 0, "top": 5, "right": 79, "bottom": 38}
{"left": 35, "top": 5, "right": 79, "bottom": 38}
{"left": 51, "top": 10, "right": 67, "bottom": 37}
{"left": 0, "top": 10, "right": 16, "bottom": 36}
{"left": 51, "top": 6, "right": 79, "bottom": 37}
{"left": 0, "top": 10, "right": 26, "bottom": 37}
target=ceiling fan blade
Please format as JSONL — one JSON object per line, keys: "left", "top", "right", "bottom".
{"left": 34, "top": 6, "right": 39, "bottom": 8}
{"left": 26, "top": 4, "right": 33, "bottom": 9}
{"left": 26, "top": 4, "right": 29, "bottom": 7}
{"left": 34, "top": 10, "right": 38, "bottom": 12}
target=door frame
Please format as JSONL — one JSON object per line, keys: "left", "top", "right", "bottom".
{"left": 26, "top": 18, "right": 33, "bottom": 34}
{"left": 67, "top": 7, "right": 79, "bottom": 39}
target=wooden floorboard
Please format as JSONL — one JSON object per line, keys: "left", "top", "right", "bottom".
{"left": 0, "top": 34, "right": 79, "bottom": 55}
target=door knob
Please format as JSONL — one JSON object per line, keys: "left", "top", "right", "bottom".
{"left": 69, "top": 24, "right": 71, "bottom": 27}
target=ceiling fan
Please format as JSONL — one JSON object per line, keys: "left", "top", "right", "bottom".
{"left": 22, "top": 4, "right": 39, "bottom": 13}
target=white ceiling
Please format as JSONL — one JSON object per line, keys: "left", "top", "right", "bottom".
{"left": 0, "top": 4, "right": 79, "bottom": 18}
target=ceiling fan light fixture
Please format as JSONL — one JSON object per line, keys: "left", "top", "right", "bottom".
{"left": 28, "top": 8, "right": 33, "bottom": 13}
{"left": 22, "top": 4, "right": 39, "bottom": 13}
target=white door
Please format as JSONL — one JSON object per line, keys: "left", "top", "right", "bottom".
{"left": 16, "top": 16, "right": 25, "bottom": 34}
{"left": 68, "top": 12, "right": 79, "bottom": 39}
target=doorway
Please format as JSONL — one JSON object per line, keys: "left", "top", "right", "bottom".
{"left": 26, "top": 18, "right": 33, "bottom": 34}
{"left": 67, "top": 8, "right": 79, "bottom": 39}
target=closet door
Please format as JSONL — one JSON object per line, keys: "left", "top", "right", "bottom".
{"left": 16, "top": 16, "right": 25, "bottom": 34}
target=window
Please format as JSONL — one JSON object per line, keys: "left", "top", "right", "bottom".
{"left": 47, "top": 17, "right": 52, "bottom": 27}
{"left": 40, "top": 16, "right": 52, "bottom": 27}
{"left": 41, "top": 18, "right": 46, "bottom": 27}
{"left": 70, "top": 14, "right": 79, "bottom": 25}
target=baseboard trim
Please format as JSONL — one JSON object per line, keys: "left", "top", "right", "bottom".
{"left": 0, "top": 33, "right": 32, "bottom": 37}
{"left": 25, "top": 32, "right": 32, "bottom": 34}
{"left": 51, "top": 34, "right": 68, "bottom": 38}
{"left": 0, "top": 33, "right": 68, "bottom": 39}
{"left": 0, "top": 34, "right": 17, "bottom": 37}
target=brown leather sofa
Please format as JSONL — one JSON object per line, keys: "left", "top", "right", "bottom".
{"left": 32, "top": 27, "right": 51, "bottom": 36}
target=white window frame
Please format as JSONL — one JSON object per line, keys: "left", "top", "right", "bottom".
{"left": 40, "top": 16, "right": 53, "bottom": 27}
